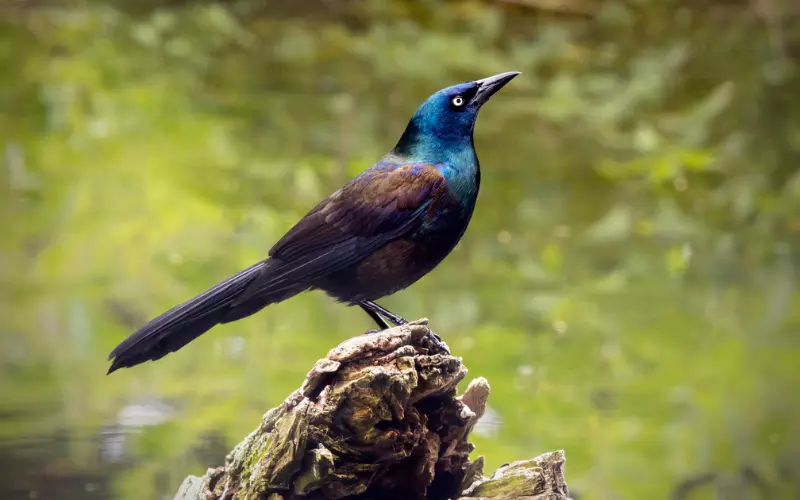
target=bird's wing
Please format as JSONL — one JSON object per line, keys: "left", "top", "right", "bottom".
{"left": 106, "top": 162, "right": 446, "bottom": 372}
{"left": 232, "top": 162, "right": 447, "bottom": 302}
{"left": 271, "top": 162, "right": 447, "bottom": 258}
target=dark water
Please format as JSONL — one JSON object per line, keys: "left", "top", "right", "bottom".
{"left": 0, "top": 402, "right": 234, "bottom": 500}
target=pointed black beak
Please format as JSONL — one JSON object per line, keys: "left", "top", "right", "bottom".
{"left": 471, "top": 71, "right": 520, "bottom": 107}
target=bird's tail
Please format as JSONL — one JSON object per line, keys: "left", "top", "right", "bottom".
{"left": 106, "top": 259, "right": 303, "bottom": 374}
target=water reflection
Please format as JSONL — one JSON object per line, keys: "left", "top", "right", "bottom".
{"left": 101, "top": 399, "right": 177, "bottom": 464}
{"left": 1, "top": 408, "right": 232, "bottom": 500}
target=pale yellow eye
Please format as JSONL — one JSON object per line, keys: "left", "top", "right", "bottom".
{"left": 451, "top": 96, "right": 464, "bottom": 107}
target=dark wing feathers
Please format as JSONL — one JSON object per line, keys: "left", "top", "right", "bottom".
{"left": 269, "top": 162, "right": 446, "bottom": 261}
{"left": 107, "top": 161, "right": 446, "bottom": 373}
{"left": 106, "top": 260, "right": 267, "bottom": 371}
{"left": 233, "top": 162, "right": 446, "bottom": 304}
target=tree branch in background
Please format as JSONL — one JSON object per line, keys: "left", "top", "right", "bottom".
{"left": 492, "top": 0, "right": 599, "bottom": 16}
{"left": 174, "top": 320, "right": 572, "bottom": 500}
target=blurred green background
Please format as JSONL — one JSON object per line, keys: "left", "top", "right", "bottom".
{"left": 1, "top": 0, "right": 799, "bottom": 499}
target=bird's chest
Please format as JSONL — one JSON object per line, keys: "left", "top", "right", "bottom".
{"left": 407, "top": 190, "right": 477, "bottom": 268}
{"left": 338, "top": 200, "right": 473, "bottom": 301}
{"left": 318, "top": 166, "right": 478, "bottom": 302}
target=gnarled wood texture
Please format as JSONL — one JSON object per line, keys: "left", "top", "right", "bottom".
{"left": 174, "top": 320, "right": 572, "bottom": 500}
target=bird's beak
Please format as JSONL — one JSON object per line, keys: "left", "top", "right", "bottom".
{"left": 471, "top": 71, "right": 520, "bottom": 107}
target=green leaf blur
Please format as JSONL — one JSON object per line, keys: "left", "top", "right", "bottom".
{"left": 1, "top": 1, "right": 798, "bottom": 499}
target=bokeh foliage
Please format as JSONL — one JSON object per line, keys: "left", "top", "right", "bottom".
{"left": 1, "top": 0, "right": 798, "bottom": 498}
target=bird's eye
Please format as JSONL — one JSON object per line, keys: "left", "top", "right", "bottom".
{"left": 451, "top": 95, "right": 464, "bottom": 107}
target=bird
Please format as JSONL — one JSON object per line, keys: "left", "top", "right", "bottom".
{"left": 106, "top": 71, "right": 520, "bottom": 374}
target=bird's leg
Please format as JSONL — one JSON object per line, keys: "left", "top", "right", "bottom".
{"left": 359, "top": 303, "right": 390, "bottom": 334}
{"left": 360, "top": 301, "right": 450, "bottom": 353}
{"left": 360, "top": 300, "right": 408, "bottom": 326}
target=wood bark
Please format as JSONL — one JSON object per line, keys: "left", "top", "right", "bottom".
{"left": 174, "top": 319, "right": 572, "bottom": 500}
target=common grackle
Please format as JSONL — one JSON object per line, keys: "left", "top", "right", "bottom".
{"left": 107, "top": 71, "right": 519, "bottom": 374}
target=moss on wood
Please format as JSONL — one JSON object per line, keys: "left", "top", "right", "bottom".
{"left": 174, "top": 320, "right": 572, "bottom": 500}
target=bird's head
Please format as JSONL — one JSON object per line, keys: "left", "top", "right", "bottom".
{"left": 393, "top": 71, "right": 520, "bottom": 158}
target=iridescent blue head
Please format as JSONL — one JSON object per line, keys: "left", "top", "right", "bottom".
{"left": 392, "top": 71, "right": 520, "bottom": 160}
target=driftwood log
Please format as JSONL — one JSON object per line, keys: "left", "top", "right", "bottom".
{"left": 174, "top": 319, "right": 571, "bottom": 500}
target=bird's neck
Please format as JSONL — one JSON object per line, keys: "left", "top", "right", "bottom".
{"left": 392, "top": 121, "right": 478, "bottom": 173}
{"left": 390, "top": 122, "right": 480, "bottom": 205}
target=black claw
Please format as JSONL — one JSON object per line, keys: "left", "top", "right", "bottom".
{"left": 427, "top": 330, "right": 450, "bottom": 354}
{"left": 358, "top": 300, "right": 447, "bottom": 351}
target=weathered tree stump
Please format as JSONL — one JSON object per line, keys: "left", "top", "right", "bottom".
{"left": 174, "top": 319, "right": 571, "bottom": 500}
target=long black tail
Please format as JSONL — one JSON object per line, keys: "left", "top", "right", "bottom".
{"left": 106, "top": 259, "right": 304, "bottom": 374}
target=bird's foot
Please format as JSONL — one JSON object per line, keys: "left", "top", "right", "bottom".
{"left": 426, "top": 330, "right": 450, "bottom": 354}
{"left": 358, "top": 300, "right": 448, "bottom": 352}
{"left": 363, "top": 328, "right": 383, "bottom": 335}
